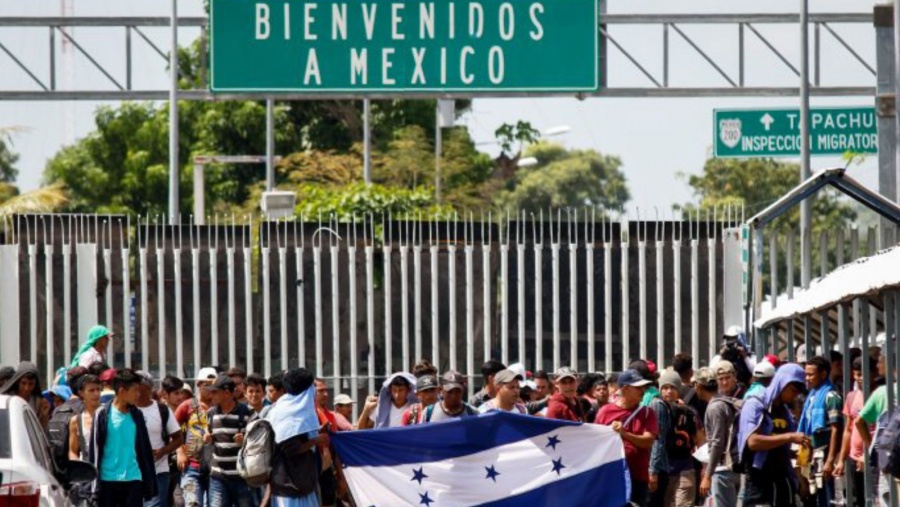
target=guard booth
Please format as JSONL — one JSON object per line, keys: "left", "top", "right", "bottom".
{"left": 746, "top": 167, "right": 900, "bottom": 506}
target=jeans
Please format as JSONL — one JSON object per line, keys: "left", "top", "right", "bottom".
{"left": 181, "top": 468, "right": 207, "bottom": 507}
{"left": 711, "top": 470, "right": 737, "bottom": 507}
{"left": 99, "top": 481, "right": 144, "bottom": 507}
{"left": 145, "top": 473, "right": 171, "bottom": 507}
{"left": 207, "top": 475, "right": 253, "bottom": 507}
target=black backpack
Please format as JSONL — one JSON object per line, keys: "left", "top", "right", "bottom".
{"left": 663, "top": 402, "right": 698, "bottom": 460}
{"left": 47, "top": 397, "right": 84, "bottom": 469}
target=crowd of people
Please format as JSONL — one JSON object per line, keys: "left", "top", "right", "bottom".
{"left": 1, "top": 324, "right": 898, "bottom": 507}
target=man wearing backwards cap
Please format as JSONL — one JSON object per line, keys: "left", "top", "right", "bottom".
{"left": 693, "top": 367, "right": 738, "bottom": 507}
{"left": 546, "top": 367, "right": 586, "bottom": 422}
{"left": 595, "top": 369, "right": 659, "bottom": 507}
{"left": 744, "top": 360, "right": 776, "bottom": 400}
{"left": 478, "top": 369, "right": 527, "bottom": 414}
{"left": 72, "top": 325, "right": 114, "bottom": 368}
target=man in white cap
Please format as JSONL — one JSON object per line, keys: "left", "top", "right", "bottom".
{"left": 331, "top": 394, "right": 355, "bottom": 431}
{"left": 744, "top": 360, "right": 775, "bottom": 400}
{"left": 477, "top": 369, "right": 527, "bottom": 414}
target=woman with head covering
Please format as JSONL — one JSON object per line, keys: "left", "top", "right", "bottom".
{"left": 71, "top": 325, "right": 114, "bottom": 369}
{"left": 0, "top": 361, "right": 51, "bottom": 427}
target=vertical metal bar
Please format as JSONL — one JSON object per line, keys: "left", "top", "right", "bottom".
{"left": 363, "top": 99, "right": 372, "bottom": 184}
{"left": 569, "top": 234, "right": 578, "bottom": 369}
{"left": 157, "top": 244, "right": 166, "bottom": 378}
{"left": 400, "top": 242, "right": 410, "bottom": 371}
{"left": 799, "top": 0, "right": 812, "bottom": 291}
{"left": 265, "top": 99, "right": 275, "bottom": 191}
{"left": 604, "top": 235, "right": 613, "bottom": 373}
{"left": 500, "top": 241, "right": 509, "bottom": 365}
{"left": 49, "top": 26, "right": 56, "bottom": 90}
{"left": 365, "top": 241, "right": 374, "bottom": 393}
{"left": 122, "top": 220, "right": 131, "bottom": 368}
{"left": 192, "top": 243, "right": 201, "bottom": 374}
{"left": 45, "top": 237, "right": 55, "bottom": 382}
{"left": 194, "top": 165, "right": 204, "bottom": 225}
{"left": 769, "top": 234, "right": 779, "bottom": 308}
{"left": 814, "top": 22, "right": 821, "bottom": 87}
{"left": 168, "top": 0, "right": 179, "bottom": 223}
{"left": 662, "top": 23, "right": 669, "bottom": 87}
{"left": 415, "top": 243, "right": 424, "bottom": 363}
{"left": 483, "top": 241, "right": 492, "bottom": 363}
{"left": 465, "top": 241, "right": 475, "bottom": 397}
{"left": 139, "top": 235, "right": 148, "bottom": 372}
{"left": 551, "top": 239, "right": 561, "bottom": 372}
{"left": 691, "top": 236, "right": 700, "bottom": 366}
{"left": 279, "top": 245, "right": 288, "bottom": 371}
{"left": 28, "top": 242, "right": 37, "bottom": 364}
{"left": 314, "top": 244, "right": 323, "bottom": 380}
{"left": 860, "top": 299, "right": 873, "bottom": 500}
{"left": 534, "top": 242, "right": 543, "bottom": 372}
{"left": 621, "top": 226, "right": 630, "bottom": 367}
{"left": 348, "top": 241, "right": 358, "bottom": 411}
{"left": 787, "top": 228, "right": 795, "bottom": 299}
{"left": 787, "top": 318, "right": 796, "bottom": 363}
{"left": 125, "top": 26, "right": 132, "bottom": 90}
{"left": 227, "top": 244, "right": 236, "bottom": 367}
{"left": 820, "top": 232, "right": 830, "bottom": 353}
{"left": 63, "top": 224, "right": 72, "bottom": 367}
{"left": 517, "top": 239, "right": 526, "bottom": 367}
{"left": 851, "top": 228, "right": 860, "bottom": 343}
{"left": 200, "top": 26, "right": 207, "bottom": 88}
{"left": 297, "top": 242, "right": 306, "bottom": 370}
{"left": 447, "top": 242, "right": 457, "bottom": 372}
{"left": 655, "top": 234, "right": 665, "bottom": 370}
{"left": 435, "top": 107, "right": 442, "bottom": 202}
{"left": 708, "top": 230, "right": 717, "bottom": 363}
{"left": 330, "top": 244, "right": 340, "bottom": 396}
{"left": 638, "top": 238, "right": 647, "bottom": 361}
{"left": 262, "top": 240, "right": 272, "bottom": 376}
{"left": 673, "top": 237, "right": 683, "bottom": 360}
{"left": 174, "top": 243, "right": 183, "bottom": 377}
{"left": 243, "top": 242, "right": 253, "bottom": 372}
{"left": 738, "top": 23, "right": 745, "bottom": 87}
{"left": 210, "top": 232, "right": 220, "bottom": 366}
{"left": 430, "top": 238, "right": 440, "bottom": 371}
{"left": 384, "top": 242, "right": 393, "bottom": 376}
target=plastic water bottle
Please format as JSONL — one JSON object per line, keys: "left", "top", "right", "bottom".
{"left": 831, "top": 474, "right": 846, "bottom": 506}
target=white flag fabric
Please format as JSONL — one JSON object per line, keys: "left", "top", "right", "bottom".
{"left": 330, "top": 411, "right": 630, "bottom": 507}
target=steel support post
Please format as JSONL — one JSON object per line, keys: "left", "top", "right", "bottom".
{"left": 168, "top": 0, "right": 179, "bottom": 224}
{"left": 800, "top": 0, "right": 812, "bottom": 290}
{"left": 877, "top": 4, "right": 898, "bottom": 248}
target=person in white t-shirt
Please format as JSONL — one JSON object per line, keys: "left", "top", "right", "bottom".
{"left": 71, "top": 325, "right": 114, "bottom": 369}
{"left": 135, "top": 371, "right": 184, "bottom": 507}
{"left": 478, "top": 369, "right": 527, "bottom": 414}
{"left": 357, "top": 372, "right": 417, "bottom": 429}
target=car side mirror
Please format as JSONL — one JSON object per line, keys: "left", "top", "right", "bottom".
{"left": 66, "top": 459, "right": 97, "bottom": 485}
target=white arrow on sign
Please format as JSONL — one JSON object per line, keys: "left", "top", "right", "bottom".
{"left": 760, "top": 113, "right": 775, "bottom": 131}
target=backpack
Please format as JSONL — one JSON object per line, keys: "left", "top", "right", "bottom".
{"left": 874, "top": 406, "right": 900, "bottom": 478}
{"left": 182, "top": 399, "right": 209, "bottom": 462}
{"left": 47, "top": 397, "right": 84, "bottom": 469}
{"left": 423, "top": 403, "right": 479, "bottom": 422}
{"left": 237, "top": 418, "right": 276, "bottom": 487}
{"left": 664, "top": 402, "right": 698, "bottom": 460}
{"left": 709, "top": 396, "right": 746, "bottom": 473}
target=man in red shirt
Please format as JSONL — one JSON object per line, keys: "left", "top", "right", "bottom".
{"left": 546, "top": 367, "right": 587, "bottom": 422}
{"left": 314, "top": 379, "right": 338, "bottom": 507}
{"left": 595, "top": 369, "right": 659, "bottom": 507}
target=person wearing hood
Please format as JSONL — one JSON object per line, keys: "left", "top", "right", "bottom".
{"left": 798, "top": 356, "right": 842, "bottom": 507}
{"left": 0, "top": 361, "right": 51, "bottom": 427}
{"left": 72, "top": 325, "right": 114, "bottom": 369}
{"left": 737, "top": 363, "right": 810, "bottom": 506}
{"left": 0, "top": 365, "right": 15, "bottom": 388}
{"left": 357, "top": 372, "right": 417, "bottom": 429}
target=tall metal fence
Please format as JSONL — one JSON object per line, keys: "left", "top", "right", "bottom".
{"left": 0, "top": 212, "right": 741, "bottom": 404}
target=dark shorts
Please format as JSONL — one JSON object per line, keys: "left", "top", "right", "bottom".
{"left": 318, "top": 468, "right": 336, "bottom": 507}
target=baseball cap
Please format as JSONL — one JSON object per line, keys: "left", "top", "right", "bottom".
{"left": 196, "top": 367, "right": 218, "bottom": 383}
{"left": 441, "top": 371, "right": 466, "bottom": 391}
{"left": 507, "top": 363, "right": 527, "bottom": 382}
{"left": 753, "top": 361, "right": 776, "bottom": 379}
{"left": 617, "top": 369, "right": 652, "bottom": 388}
{"left": 135, "top": 370, "right": 154, "bottom": 386}
{"left": 43, "top": 385, "right": 72, "bottom": 403}
{"left": 764, "top": 354, "right": 782, "bottom": 369}
{"left": 658, "top": 369, "right": 683, "bottom": 390}
{"left": 204, "top": 374, "right": 236, "bottom": 392}
{"left": 416, "top": 375, "right": 439, "bottom": 392}
{"left": 494, "top": 369, "right": 524, "bottom": 385}
{"left": 181, "top": 383, "right": 194, "bottom": 396}
{"left": 692, "top": 367, "right": 717, "bottom": 388}
{"left": 714, "top": 360, "right": 736, "bottom": 376}
{"left": 334, "top": 394, "right": 356, "bottom": 405}
{"left": 554, "top": 366, "right": 578, "bottom": 381}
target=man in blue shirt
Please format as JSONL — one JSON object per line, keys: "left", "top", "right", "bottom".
{"left": 89, "top": 368, "right": 158, "bottom": 507}
{"left": 799, "top": 356, "right": 843, "bottom": 507}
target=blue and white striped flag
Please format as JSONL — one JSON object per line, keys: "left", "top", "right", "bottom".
{"left": 330, "top": 411, "right": 630, "bottom": 507}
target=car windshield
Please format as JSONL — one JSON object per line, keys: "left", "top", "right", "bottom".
{"left": 0, "top": 409, "right": 9, "bottom": 458}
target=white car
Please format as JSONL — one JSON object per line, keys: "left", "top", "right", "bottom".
{"left": 0, "top": 394, "right": 95, "bottom": 506}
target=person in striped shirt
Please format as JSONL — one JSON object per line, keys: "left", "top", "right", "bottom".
{"left": 203, "top": 374, "right": 256, "bottom": 507}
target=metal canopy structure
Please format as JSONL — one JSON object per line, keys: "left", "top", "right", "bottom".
{"left": 0, "top": 12, "right": 876, "bottom": 100}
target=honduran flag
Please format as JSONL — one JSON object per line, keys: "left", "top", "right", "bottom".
{"left": 329, "top": 411, "right": 630, "bottom": 507}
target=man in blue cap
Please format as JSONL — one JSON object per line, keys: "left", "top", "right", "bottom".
{"left": 72, "top": 325, "right": 114, "bottom": 368}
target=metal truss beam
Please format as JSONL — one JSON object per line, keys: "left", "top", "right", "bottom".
{"left": 0, "top": 13, "right": 876, "bottom": 100}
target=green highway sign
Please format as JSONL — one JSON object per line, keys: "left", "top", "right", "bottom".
{"left": 713, "top": 107, "right": 877, "bottom": 158}
{"left": 210, "top": 0, "right": 599, "bottom": 93}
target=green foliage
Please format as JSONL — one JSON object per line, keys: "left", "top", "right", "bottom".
{"left": 494, "top": 121, "right": 541, "bottom": 156}
{"left": 0, "top": 134, "right": 18, "bottom": 184}
{"left": 679, "top": 158, "right": 856, "bottom": 231}
{"left": 494, "top": 142, "right": 630, "bottom": 211}
{"left": 294, "top": 183, "right": 454, "bottom": 220}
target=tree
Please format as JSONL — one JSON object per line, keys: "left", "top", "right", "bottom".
{"left": 679, "top": 158, "right": 856, "bottom": 231}
{"left": 0, "top": 134, "right": 18, "bottom": 184}
{"left": 494, "top": 142, "right": 630, "bottom": 211}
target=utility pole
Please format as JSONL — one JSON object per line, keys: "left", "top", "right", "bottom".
{"left": 168, "top": 0, "right": 179, "bottom": 224}
{"left": 363, "top": 99, "right": 372, "bottom": 185}
{"left": 799, "top": 0, "right": 812, "bottom": 289}
{"left": 435, "top": 105, "right": 442, "bottom": 202}
{"left": 266, "top": 98, "right": 274, "bottom": 191}
{"left": 875, "top": 4, "right": 898, "bottom": 249}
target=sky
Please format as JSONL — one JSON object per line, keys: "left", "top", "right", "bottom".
{"left": 0, "top": 0, "right": 881, "bottom": 216}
